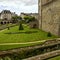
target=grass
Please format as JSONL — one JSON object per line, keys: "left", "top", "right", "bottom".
{"left": 0, "top": 24, "right": 57, "bottom": 43}
{"left": 48, "top": 56, "right": 60, "bottom": 60}
{"left": 0, "top": 42, "right": 44, "bottom": 51}
{"left": 0, "top": 24, "right": 58, "bottom": 50}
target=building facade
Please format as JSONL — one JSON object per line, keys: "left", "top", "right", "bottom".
{"left": 0, "top": 10, "right": 17, "bottom": 23}
{"left": 38, "top": 0, "right": 60, "bottom": 36}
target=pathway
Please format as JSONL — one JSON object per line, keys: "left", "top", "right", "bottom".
{"left": 0, "top": 40, "right": 46, "bottom": 45}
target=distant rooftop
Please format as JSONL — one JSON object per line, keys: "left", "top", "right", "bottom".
{"left": 21, "top": 13, "right": 38, "bottom": 15}
{"left": 1, "top": 10, "right": 11, "bottom": 14}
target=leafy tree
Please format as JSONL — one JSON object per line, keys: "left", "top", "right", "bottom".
{"left": 29, "top": 16, "right": 36, "bottom": 22}
{"left": 24, "top": 16, "right": 29, "bottom": 23}
{"left": 24, "top": 16, "right": 29, "bottom": 20}
{"left": 18, "top": 16, "right": 22, "bottom": 21}
{"left": 24, "top": 16, "right": 36, "bottom": 23}
{"left": 12, "top": 16, "right": 18, "bottom": 23}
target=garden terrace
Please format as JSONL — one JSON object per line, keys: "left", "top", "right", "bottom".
{"left": 0, "top": 24, "right": 58, "bottom": 50}
{"left": 0, "top": 24, "right": 57, "bottom": 43}
{"left": 0, "top": 39, "right": 60, "bottom": 59}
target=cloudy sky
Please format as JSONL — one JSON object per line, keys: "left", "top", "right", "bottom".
{"left": 0, "top": 0, "right": 38, "bottom": 15}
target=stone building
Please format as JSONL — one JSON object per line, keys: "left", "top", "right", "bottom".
{"left": 0, "top": 10, "right": 17, "bottom": 23}
{"left": 38, "top": 0, "right": 60, "bottom": 36}
{"left": 20, "top": 13, "right": 38, "bottom": 20}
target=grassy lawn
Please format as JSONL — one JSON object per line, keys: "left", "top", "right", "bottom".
{"left": 0, "top": 24, "right": 57, "bottom": 43}
{"left": 48, "top": 56, "right": 60, "bottom": 60}
{"left": 0, "top": 42, "right": 44, "bottom": 50}
{"left": 0, "top": 24, "right": 58, "bottom": 50}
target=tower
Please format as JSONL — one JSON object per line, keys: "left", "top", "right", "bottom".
{"left": 38, "top": 0, "right": 60, "bottom": 36}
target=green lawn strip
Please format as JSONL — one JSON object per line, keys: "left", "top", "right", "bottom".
{"left": 0, "top": 24, "right": 58, "bottom": 50}
{"left": 0, "top": 41, "right": 44, "bottom": 51}
{"left": 48, "top": 56, "right": 60, "bottom": 60}
{"left": 0, "top": 25, "right": 57, "bottom": 43}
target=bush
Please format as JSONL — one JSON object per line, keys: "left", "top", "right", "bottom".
{"left": 7, "top": 27, "right": 10, "bottom": 30}
{"left": 19, "top": 23, "right": 24, "bottom": 30}
{"left": 47, "top": 32, "right": 52, "bottom": 37}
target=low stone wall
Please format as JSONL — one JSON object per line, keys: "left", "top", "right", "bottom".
{"left": 23, "top": 50, "right": 60, "bottom": 60}
{"left": 0, "top": 39, "right": 60, "bottom": 59}
{"left": 0, "top": 24, "right": 17, "bottom": 30}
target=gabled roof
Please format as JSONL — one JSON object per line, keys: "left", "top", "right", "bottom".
{"left": 1, "top": 10, "right": 11, "bottom": 14}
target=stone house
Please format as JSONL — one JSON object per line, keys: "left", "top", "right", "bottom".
{"left": 0, "top": 10, "right": 17, "bottom": 24}
{"left": 38, "top": 0, "right": 60, "bottom": 36}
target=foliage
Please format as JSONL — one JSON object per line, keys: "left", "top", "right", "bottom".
{"left": 24, "top": 16, "right": 36, "bottom": 23}
{"left": 19, "top": 23, "right": 24, "bottom": 30}
{"left": 0, "top": 25, "right": 57, "bottom": 51}
{"left": 12, "top": 16, "right": 22, "bottom": 23}
{"left": 0, "top": 25, "right": 57, "bottom": 44}
{"left": 17, "top": 16, "right": 22, "bottom": 21}
{"left": 47, "top": 32, "right": 52, "bottom": 37}
{"left": 12, "top": 16, "right": 18, "bottom": 23}
{"left": 29, "top": 16, "right": 36, "bottom": 21}
{"left": 24, "top": 16, "right": 29, "bottom": 20}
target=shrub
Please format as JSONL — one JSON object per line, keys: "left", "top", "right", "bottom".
{"left": 47, "top": 32, "right": 52, "bottom": 37}
{"left": 7, "top": 27, "right": 10, "bottom": 30}
{"left": 19, "top": 23, "right": 24, "bottom": 30}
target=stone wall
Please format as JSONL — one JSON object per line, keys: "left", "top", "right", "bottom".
{"left": 0, "top": 39, "right": 60, "bottom": 60}
{"left": 38, "top": 0, "right": 60, "bottom": 36}
{"left": 24, "top": 50, "right": 60, "bottom": 60}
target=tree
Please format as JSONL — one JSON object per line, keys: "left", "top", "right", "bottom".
{"left": 18, "top": 16, "right": 22, "bottom": 21}
{"left": 12, "top": 16, "right": 18, "bottom": 23}
{"left": 24, "top": 16, "right": 29, "bottom": 20}
{"left": 24, "top": 16, "right": 30, "bottom": 23}
{"left": 17, "top": 16, "right": 24, "bottom": 30}
{"left": 24, "top": 16, "right": 36, "bottom": 23}
{"left": 19, "top": 23, "right": 24, "bottom": 30}
{"left": 29, "top": 16, "right": 36, "bottom": 22}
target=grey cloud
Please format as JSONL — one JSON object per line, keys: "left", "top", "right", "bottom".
{"left": 21, "top": 0, "right": 38, "bottom": 5}
{"left": 0, "top": 0, "right": 38, "bottom": 14}
{"left": 0, "top": 0, "right": 38, "bottom": 6}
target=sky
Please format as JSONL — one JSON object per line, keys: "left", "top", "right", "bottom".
{"left": 0, "top": 0, "right": 38, "bottom": 15}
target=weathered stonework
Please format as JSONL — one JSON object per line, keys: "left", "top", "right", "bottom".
{"left": 38, "top": 0, "right": 60, "bottom": 36}
{"left": 0, "top": 10, "right": 17, "bottom": 21}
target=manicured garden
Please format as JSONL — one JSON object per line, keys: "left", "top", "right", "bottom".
{"left": 0, "top": 24, "right": 58, "bottom": 50}
{"left": 0, "top": 24, "right": 57, "bottom": 43}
